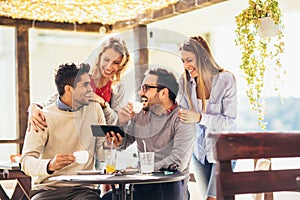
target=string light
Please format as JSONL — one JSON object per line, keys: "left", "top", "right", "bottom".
{"left": 0, "top": 0, "right": 179, "bottom": 25}
{"left": 99, "top": 26, "right": 106, "bottom": 36}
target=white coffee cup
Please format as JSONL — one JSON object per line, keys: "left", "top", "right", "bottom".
{"left": 73, "top": 150, "right": 89, "bottom": 164}
{"left": 132, "top": 102, "right": 143, "bottom": 113}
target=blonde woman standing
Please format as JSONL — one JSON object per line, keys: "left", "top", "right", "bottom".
{"left": 177, "top": 36, "right": 237, "bottom": 200}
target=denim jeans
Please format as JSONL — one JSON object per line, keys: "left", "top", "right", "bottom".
{"left": 191, "top": 154, "right": 216, "bottom": 199}
{"left": 191, "top": 154, "right": 237, "bottom": 199}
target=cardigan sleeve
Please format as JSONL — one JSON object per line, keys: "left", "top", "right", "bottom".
{"left": 200, "top": 72, "right": 238, "bottom": 131}
{"left": 104, "top": 81, "right": 125, "bottom": 125}
{"left": 32, "top": 93, "right": 58, "bottom": 108}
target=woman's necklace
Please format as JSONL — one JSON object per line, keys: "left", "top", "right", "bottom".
{"left": 98, "top": 87, "right": 107, "bottom": 96}
{"left": 97, "top": 79, "right": 110, "bottom": 96}
{"left": 98, "top": 88, "right": 103, "bottom": 96}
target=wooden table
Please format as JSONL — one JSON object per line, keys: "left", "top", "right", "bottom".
{"left": 50, "top": 171, "right": 187, "bottom": 200}
{"left": 0, "top": 162, "right": 31, "bottom": 200}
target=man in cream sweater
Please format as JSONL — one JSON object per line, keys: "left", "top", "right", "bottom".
{"left": 21, "top": 63, "right": 121, "bottom": 200}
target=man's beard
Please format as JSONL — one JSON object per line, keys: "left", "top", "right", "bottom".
{"left": 141, "top": 94, "right": 163, "bottom": 113}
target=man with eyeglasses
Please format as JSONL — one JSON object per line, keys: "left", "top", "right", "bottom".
{"left": 104, "top": 67, "right": 196, "bottom": 200}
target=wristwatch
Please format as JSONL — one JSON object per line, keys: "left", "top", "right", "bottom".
{"left": 101, "top": 101, "right": 108, "bottom": 109}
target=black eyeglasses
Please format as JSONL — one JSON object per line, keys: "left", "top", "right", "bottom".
{"left": 141, "top": 84, "right": 164, "bottom": 93}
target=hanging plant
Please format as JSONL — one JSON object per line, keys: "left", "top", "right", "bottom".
{"left": 235, "top": 0, "right": 285, "bottom": 130}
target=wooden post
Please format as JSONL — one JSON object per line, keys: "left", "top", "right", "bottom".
{"left": 15, "top": 26, "right": 30, "bottom": 153}
{"left": 253, "top": 159, "right": 274, "bottom": 200}
{"left": 133, "top": 24, "right": 148, "bottom": 97}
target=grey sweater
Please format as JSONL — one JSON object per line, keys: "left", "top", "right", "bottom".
{"left": 120, "top": 106, "right": 196, "bottom": 175}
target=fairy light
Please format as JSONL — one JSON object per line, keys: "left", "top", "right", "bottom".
{"left": 0, "top": 0, "right": 179, "bottom": 24}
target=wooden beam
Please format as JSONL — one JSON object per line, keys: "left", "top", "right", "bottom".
{"left": 152, "top": 0, "right": 227, "bottom": 21}
{"left": 0, "top": 16, "right": 112, "bottom": 33}
{"left": 0, "top": 0, "right": 227, "bottom": 32}
{"left": 133, "top": 24, "right": 149, "bottom": 97}
{"left": 15, "top": 26, "right": 29, "bottom": 153}
{"left": 0, "top": 139, "right": 24, "bottom": 144}
{"left": 114, "top": 0, "right": 226, "bottom": 30}
{"left": 134, "top": 0, "right": 228, "bottom": 25}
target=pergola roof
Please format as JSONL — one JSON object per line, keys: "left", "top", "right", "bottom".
{"left": 0, "top": 0, "right": 180, "bottom": 24}
{"left": 0, "top": 0, "right": 227, "bottom": 32}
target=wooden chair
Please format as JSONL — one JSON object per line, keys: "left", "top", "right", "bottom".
{"left": 212, "top": 132, "right": 300, "bottom": 200}
{"left": 0, "top": 168, "right": 31, "bottom": 200}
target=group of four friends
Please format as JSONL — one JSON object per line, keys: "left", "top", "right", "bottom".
{"left": 21, "top": 36, "right": 237, "bottom": 200}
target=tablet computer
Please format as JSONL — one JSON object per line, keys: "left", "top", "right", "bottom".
{"left": 91, "top": 125, "right": 125, "bottom": 137}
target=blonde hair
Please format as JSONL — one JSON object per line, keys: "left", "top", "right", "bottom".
{"left": 180, "top": 36, "right": 224, "bottom": 112}
{"left": 90, "top": 37, "right": 130, "bottom": 85}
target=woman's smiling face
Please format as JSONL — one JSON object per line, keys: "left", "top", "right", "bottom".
{"left": 181, "top": 50, "right": 200, "bottom": 78}
{"left": 99, "top": 47, "right": 123, "bottom": 78}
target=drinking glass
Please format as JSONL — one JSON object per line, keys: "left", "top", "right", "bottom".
{"left": 104, "top": 149, "right": 117, "bottom": 173}
{"left": 139, "top": 152, "right": 155, "bottom": 174}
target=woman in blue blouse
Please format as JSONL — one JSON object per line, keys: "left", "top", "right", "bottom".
{"left": 177, "top": 36, "right": 238, "bottom": 200}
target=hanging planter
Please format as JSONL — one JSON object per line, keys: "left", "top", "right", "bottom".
{"left": 257, "top": 16, "right": 279, "bottom": 38}
{"left": 235, "top": 0, "right": 285, "bottom": 130}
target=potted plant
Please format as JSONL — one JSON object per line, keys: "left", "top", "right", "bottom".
{"left": 235, "top": 0, "right": 285, "bottom": 129}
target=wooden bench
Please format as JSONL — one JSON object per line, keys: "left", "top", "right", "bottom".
{"left": 212, "top": 132, "right": 300, "bottom": 200}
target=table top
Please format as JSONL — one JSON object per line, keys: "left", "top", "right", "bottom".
{"left": 50, "top": 171, "right": 187, "bottom": 185}
{"left": 0, "top": 162, "right": 29, "bottom": 181}
{"left": 0, "top": 162, "right": 20, "bottom": 170}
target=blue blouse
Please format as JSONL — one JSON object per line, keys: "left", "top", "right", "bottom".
{"left": 177, "top": 71, "right": 238, "bottom": 163}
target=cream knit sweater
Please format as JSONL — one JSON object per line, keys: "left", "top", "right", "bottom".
{"left": 21, "top": 102, "right": 106, "bottom": 190}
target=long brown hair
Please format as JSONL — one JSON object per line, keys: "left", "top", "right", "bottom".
{"left": 90, "top": 37, "right": 130, "bottom": 85}
{"left": 180, "top": 36, "right": 223, "bottom": 112}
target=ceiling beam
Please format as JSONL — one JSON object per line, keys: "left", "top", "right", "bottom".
{"left": 0, "top": 16, "right": 113, "bottom": 33}
{"left": 153, "top": 0, "right": 227, "bottom": 21}
{"left": 113, "top": 0, "right": 227, "bottom": 30}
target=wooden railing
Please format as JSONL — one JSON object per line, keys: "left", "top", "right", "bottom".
{"left": 212, "top": 132, "right": 300, "bottom": 200}
{"left": 0, "top": 139, "right": 24, "bottom": 155}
